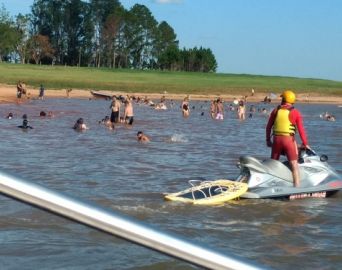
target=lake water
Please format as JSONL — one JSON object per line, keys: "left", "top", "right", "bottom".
{"left": 0, "top": 98, "right": 341, "bottom": 270}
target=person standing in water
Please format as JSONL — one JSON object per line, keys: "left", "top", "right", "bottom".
{"left": 16, "top": 81, "right": 24, "bottom": 102}
{"left": 39, "top": 84, "right": 45, "bottom": 100}
{"left": 110, "top": 96, "right": 121, "bottom": 123}
{"left": 210, "top": 99, "right": 217, "bottom": 119}
{"left": 237, "top": 99, "right": 246, "bottom": 120}
{"left": 181, "top": 97, "right": 190, "bottom": 117}
{"left": 124, "top": 97, "right": 134, "bottom": 125}
{"left": 266, "top": 90, "right": 310, "bottom": 187}
{"left": 216, "top": 98, "right": 224, "bottom": 120}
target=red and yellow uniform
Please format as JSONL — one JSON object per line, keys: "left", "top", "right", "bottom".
{"left": 266, "top": 104, "right": 308, "bottom": 161}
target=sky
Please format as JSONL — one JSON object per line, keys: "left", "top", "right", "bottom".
{"left": 1, "top": 0, "right": 342, "bottom": 81}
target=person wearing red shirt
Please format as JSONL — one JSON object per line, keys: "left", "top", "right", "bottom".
{"left": 266, "top": 90, "right": 310, "bottom": 187}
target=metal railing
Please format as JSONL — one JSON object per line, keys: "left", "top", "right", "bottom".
{"left": 0, "top": 171, "right": 266, "bottom": 270}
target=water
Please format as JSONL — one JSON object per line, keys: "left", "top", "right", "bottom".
{"left": 0, "top": 98, "right": 341, "bottom": 270}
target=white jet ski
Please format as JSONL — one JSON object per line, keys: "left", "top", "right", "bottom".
{"left": 235, "top": 148, "right": 342, "bottom": 199}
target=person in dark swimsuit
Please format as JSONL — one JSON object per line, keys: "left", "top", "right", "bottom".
{"left": 18, "top": 119, "right": 33, "bottom": 129}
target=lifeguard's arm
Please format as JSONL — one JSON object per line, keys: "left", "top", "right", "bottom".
{"left": 292, "top": 110, "right": 308, "bottom": 146}
{"left": 266, "top": 109, "right": 276, "bottom": 142}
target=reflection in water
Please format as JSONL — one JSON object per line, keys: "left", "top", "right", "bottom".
{"left": 0, "top": 99, "right": 341, "bottom": 270}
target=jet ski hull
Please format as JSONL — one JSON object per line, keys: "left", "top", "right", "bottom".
{"left": 242, "top": 187, "right": 341, "bottom": 200}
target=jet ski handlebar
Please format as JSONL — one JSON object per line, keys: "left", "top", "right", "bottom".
{"left": 299, "top": 147, "right": 316, "bottom": 158}
{"left": 298, "top": 147, "right": 329, "bottom": 162}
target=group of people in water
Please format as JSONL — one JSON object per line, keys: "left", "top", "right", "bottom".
{"left": 9, "top": 87, "right": 276, "bottom": 139}
{"left": 209, "top": 97, "right": 249, "bottom": 120}
{"left": 7, "top": 111, "right": 55, "bottom": 130}
{"left": 76, "top": 94, "right": 151, "bottom": 143}
{"left": 6, "top": 85, "right": 337, "bottom": 187}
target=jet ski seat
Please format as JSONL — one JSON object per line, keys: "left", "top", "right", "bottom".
{"left": 239, "top": 156, "right": 266, "bottom": 173}
{"left": 262, "top": 159, "right": 293, "bottom": 183}
{"left": 240, "top": 156, "right": 294, "bottom": 183}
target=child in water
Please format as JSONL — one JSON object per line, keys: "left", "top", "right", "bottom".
{"left": 73, "top": 118, "right": 87, "bottom": 131}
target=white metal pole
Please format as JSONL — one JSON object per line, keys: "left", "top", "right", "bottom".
{"left": 0, "top": 171, "right": 265, "bottom": 270}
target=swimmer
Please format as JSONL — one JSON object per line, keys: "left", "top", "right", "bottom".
{"left": 155, "top": 102, "right": 167, "bottom": 110}
{"left": 6, "top": 113, "right": 14, "bottom": 119}
{"left": 137, "top": 131, "right": 150, "bottom": 142}
{"left": 321, "top": 112, "right": 336, "bottom": 122}
{"left": 326, "top": 115, "right": 336, "bottom": 121}
{"left": 261, "top": 108, "right": 268, "bottom": 115}
{"left": 99, "top": 115, "right": 110, "bottom": 124}
{"left": 104, "top": 116, "right": 114, "bottom": 129}
{"left": 18, "top": 119, "right": 33, "bottom": 129}
{"left": 228, "top": 104, "right": 234, "bottom": 111}
{"left": 73, "top": 118, "right": 87, "bottom": 131}
{"left": 40, "top": 111, "right": 47, "bottom": 117}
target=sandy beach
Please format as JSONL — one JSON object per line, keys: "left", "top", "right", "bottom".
{"left": 1, "top": 83, "right": 341, "bottom": 104}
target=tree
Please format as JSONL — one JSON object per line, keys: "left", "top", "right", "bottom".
{"left": 158, "top": 44, "right": 180, "bottom": 70}
{"left": 31, "top": 0, "right": 66, "bottom": 64}
{"left": 90, "top": 0, "right": 123, "bottom": 67}
{"left": 178, "top": 47, "right": 217, "bottom": 72}
{"left": 15, "top": 13, "right": 31, "bottom": 63}
{"left": 155, "top": 21, "right": 178, "bottom": 69}
{"left": 0, "top": 5, "right": 20, "bottom": 62}
{"left": 101, "top": 5, "right": 125, "bottom": 68}
{"left": 125, "top": 4, "right": 158, "bottom": 69}
{"left": 198, "top": 47, "right": 217, "bottom": 72}
{"left": 27, "top": 34, "right": 54, "bottom": 64}
{"left": 25, "top": 0, "right": 218, "bottom": 71}
{"left": 64, "top": 0, "right": 91, "bottom": 66}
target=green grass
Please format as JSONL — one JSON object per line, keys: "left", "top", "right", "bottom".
{"left": 1, "top": 63, "right": 342, "bottom": 96}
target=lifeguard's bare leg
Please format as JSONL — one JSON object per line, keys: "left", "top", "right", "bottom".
{"left": 290, "top": 160, "right": 300, "bottom": 187}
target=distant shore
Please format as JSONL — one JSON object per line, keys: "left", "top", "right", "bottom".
{"left": 1, "top": 83, "right": 342, "bottom": 105}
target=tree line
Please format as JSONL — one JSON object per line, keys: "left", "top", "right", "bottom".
{"left": 0, "top": 0, "right": 217, "bottom": 72}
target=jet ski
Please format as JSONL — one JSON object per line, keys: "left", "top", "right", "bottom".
{"left": 235, "top": 148, "right": 342, "bottom": 199}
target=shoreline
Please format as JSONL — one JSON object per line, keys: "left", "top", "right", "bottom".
{"left": 1, "top": 83, "right": 342, "bottom": 105}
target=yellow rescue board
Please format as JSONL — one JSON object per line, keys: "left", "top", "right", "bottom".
{"left": 164, "top": 179, "right": 248, "bottom": 205}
